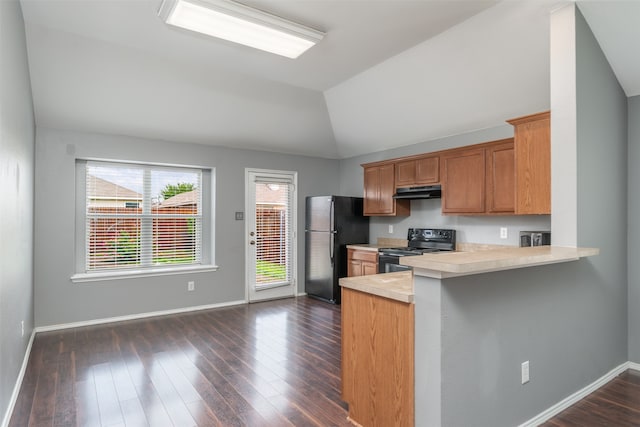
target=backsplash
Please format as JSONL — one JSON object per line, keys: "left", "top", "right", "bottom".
{"left": 370, "top": 198, "right": 551, "bottom": 246}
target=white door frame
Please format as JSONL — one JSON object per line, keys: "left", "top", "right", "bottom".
{"left": 244, "top": 168, "right": 297, "bottom": 302}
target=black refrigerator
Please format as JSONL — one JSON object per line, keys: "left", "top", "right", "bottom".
{"left": 304, "top": 196, "right": 369, "bottom": 304}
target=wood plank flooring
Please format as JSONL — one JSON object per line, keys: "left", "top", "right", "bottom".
{"left": 540, "top": 369, "right": 640, "bottom": 427}
{"left": 9, "top": 295, "right": 640, "bottom": 427}
{"left": 10, "top": 297, "right": 351, "bottom": 427}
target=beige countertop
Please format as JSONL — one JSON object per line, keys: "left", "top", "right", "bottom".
{"left": 346, "top": 244, "right": 381, "bottom": 251}
{"left": 339, "top": 271, "right": 414, "bottom": 303}
{"left": 347, "top": 237, "right": 409, "bottom": 252}
{"left": 339, "top": 246, "right": 599, "bottom": 301}
{"left": 402, "top": 245, "right": 599, "bottom": 278}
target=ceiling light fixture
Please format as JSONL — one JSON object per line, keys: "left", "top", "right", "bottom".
{"left": 158, "top": 0, "right": 325, "bottom": 59}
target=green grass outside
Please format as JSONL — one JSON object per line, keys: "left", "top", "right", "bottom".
{"left": 256, "top": 260, "right": 286, "bottom": 280}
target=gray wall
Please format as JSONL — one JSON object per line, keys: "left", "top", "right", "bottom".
{"left": 339, "top": 124, "right": 551, "bottom": 246}
{"left": 574, "top": 4, "right": 628, "bottom": 369}
{"left": 34, "top": 128, "right": 339, "bottom": 326}
{"left": 0, "top": 0, "right": 35, "bottom": 422}
{"left": 628, "top": 96, "right": 640, "bottom": 362}
{"left": 417, "top": 6, "right": 629, "bottom": 427}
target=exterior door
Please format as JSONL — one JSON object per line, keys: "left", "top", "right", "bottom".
{"left": 245, "top": 169, "right": 297, "bottom": 302}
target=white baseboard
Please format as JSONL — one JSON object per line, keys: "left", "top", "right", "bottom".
{"left": 1, "top": 330, "right": 36, "bottom": 427}
{"left": 296, "top": 291, "right": 307, "bottom": 297}
{"left": 34, "top": 299, "right": 247, "bottom": 333}
{"left": 629, "top": 361, "right": 640, "bottom": 372}
{"left": 518, "top": 361, "right": 630, "bottom": 427}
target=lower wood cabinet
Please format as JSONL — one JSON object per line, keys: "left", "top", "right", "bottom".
{"left": 347, "top": 248, "right": 378, "bottom": 277}
{"left": 341, "top": 287, "right": 414, "bottom": 427}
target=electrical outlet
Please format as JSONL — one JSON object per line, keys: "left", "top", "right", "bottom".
{"left": 500, "top": 227, "right": 508, "bottom": 239}
{"left": 388, "top": 225, "right": 394, "bottom": 234}
{"left": 521, "top": 361, "right": 530, "bottom": 384}
{"left": 187, "top": 281, "right": 195, "bottom": 292}
{"left": 20, "top": 320, "right": 24, "bottom": 337}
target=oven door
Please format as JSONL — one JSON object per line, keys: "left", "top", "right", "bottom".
{"left": 378, "top": 254, "right": 413, "bottom": 273}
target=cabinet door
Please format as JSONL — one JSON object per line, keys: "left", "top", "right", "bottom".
{"left": 508, "top": 111, "right": 551, "bottom": 214}
{"left": 486, "top": 141, "right": 515, "bottom": 213}
{"left": 363, "top": 164, "right": 409, "bottom": 216}
{"left": 415, "top": 156, "right": 439, "bottom": 185}
{"left": 362, "top": 261, "right": 378, "bottom": 276}
{"left": 363, "top": 166, "right": 381, "bottom": 215}
{"left": 395, "top": 160, "right": 417, "bottom": 187}
{"left": 395, "top": 156, "right": 439, "bottom": 187}
{"left": 348, "top": 259, "right": 363, "bottom": 277}
{"left": 348, "top": 249, "right": 378, "bottom": 277}
{"left": 377, "top": 164, "right": 395, "bottom": 214}
{"left": 442, "top": 148, "right": 486, "bottom": 214}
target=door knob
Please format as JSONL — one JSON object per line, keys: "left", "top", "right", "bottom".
{"left": 250, "top": 240, "right": 256, "bottom": 245}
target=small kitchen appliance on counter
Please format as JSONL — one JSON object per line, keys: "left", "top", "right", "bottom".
{"left": 378, "top": 228, "right": 456, "bottom": 273}
{"left": 519, "top": 231, "right": 551, "bottom": 247}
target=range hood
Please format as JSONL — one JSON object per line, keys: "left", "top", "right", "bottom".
{"left": 393, "top": 185, "right": 442, "bottom": 199}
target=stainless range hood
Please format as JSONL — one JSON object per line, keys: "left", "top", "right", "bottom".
{"left": 393, "top": 185, "right": 442, "bottom": 199}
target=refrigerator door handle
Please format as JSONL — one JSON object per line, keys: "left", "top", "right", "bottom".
{"left": 329, "top": 199, "right": 335, "bottom": 263}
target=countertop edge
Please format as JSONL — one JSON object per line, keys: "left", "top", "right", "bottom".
{"left": 339, "top": 271, "right": 414, "bottom": 303}
{"left": 404, "top": 246, "right": 600, "bottom": 278}
{"left": 346, "top": 244, "right": 380, "bottom": 252}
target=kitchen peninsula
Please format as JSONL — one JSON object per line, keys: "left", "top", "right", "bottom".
{"left": 339, "top": 245, "right": 599, "bottom": 427}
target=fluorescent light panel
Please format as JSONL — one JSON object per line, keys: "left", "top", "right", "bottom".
{"left": 159, "top": 0, "right": 325, "bottom": 59}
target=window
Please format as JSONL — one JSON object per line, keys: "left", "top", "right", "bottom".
{"left": 74, "top": 160, "right": 214, "bottom": 280}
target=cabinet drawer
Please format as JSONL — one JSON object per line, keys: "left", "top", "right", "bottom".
{"left": 350, "top": 250, "right": 378, "bottom": 263}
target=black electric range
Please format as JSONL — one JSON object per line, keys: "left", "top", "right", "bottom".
{"left": 378, "top": 228, "right": 456, "bottom": 273}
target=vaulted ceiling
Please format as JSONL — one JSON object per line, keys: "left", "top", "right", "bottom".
{"left": 19, "top": 0, "right": 640, "bottom": 159}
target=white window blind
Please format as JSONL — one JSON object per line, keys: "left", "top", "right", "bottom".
{"left": 254, "top": 178, "right": 294, "bottom": 287}
{"left": 85, "top": 161, "right": 202, "bottom": 272}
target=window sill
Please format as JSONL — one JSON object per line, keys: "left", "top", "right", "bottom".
{"left": 71, "top": 265, "right": 219, "bottom": 283}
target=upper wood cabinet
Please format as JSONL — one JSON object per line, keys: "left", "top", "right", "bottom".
{"left": 507, "top": 111, "right": 551, "bottom": 214}
{"left": 486, "top": 141, "right": 515, "bottom": 214}
{"left": 442, "top": 139, "right": 515, "bottom": 215}
{"left": 362, "top": 162, "right": 410, "bottom": 216}
{"left": 395, "top": 155, "right": 439, "bottom": 187}
{"left": 441, "top": 146, "right": 486, "bottom": 214}
{"left": 360, "top": 110, "right": 549, "bottom": 217}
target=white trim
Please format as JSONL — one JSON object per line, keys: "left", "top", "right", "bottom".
{"left": 244, "top": 168, "right": 298, "bottom": 303}
{"left": 296, "top": 291, "right": 307, "bottom": 297}
{"left": 71, "top": 264, "right": 218, "bottom": 283}
{"left": 34, "top": 299, "right": 246, "bottom": 332}
{"left": 629, "top": 362, "right": 640, "bottom": 372}
{"left": 1, "top": 331, "right": 36, "bottom": 427}
{"left": 518, "top": 361, "right": 630, "bottom": 427}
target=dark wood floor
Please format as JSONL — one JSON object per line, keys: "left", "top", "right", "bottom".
{"left": 540, "top": 369, "right": 640, "bottom": 427}
{"left": 10, "top": 297, "right": 351, "bottom": 427}
{"left": 9, "top": 295, "right": 640, "bottom": 427}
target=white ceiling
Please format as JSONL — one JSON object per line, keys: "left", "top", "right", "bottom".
{"left": 19, "top": 0, "right": 640, "bottom": 159}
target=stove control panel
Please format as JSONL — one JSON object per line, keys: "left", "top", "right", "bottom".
{"left": 408, "top": 228, "right": 455, "bottom": 242}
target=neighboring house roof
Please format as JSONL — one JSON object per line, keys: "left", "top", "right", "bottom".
{"left": 87, "top": 175, "right": 142, "bottom": 200}
{"left": 158, "top": 189, "right": 199, "bottom": 208}
{"left": 256, "top": 184, "right": 287, "bottom": 205}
